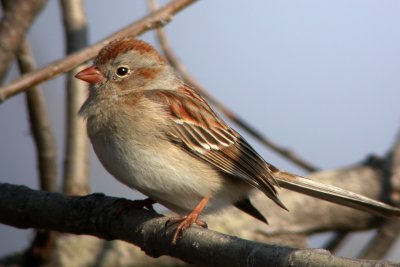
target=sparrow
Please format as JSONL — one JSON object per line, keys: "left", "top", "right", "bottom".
{"left": 75, "top": 37, "right": 400, "bottom": 244}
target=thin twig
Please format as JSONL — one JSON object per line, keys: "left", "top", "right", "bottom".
{"left": 60, "top": 0, "right": 89, "bottom": 196}
{"left": 147, "top": 0, "right": 319, "bottom": 172}
{"left": 16, "top": 41, "right": 58, "bottom": 193}
{"left": 0, "top": 0, "right": 47, "bottom": 82}
{"left": 0, "top": 0, "right": 198, "bottom": 102}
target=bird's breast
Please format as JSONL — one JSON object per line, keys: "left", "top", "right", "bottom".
{"left": 90, "top": 126, "right": 230, "bottom": 213}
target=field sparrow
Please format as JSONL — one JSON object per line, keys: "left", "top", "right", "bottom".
{"left": 76, "top": 37, "right": 400, "bottom": 244}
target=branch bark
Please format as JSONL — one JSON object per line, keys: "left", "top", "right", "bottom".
{"left": 0, "top": 0, "right": 198, "bottom": 102}
{"left": 0, "top": 183, "right": 397, "bottom": 267}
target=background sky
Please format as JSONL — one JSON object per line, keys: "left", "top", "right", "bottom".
{"left": 1, "top": 0, "right": 400, "bottom": 260}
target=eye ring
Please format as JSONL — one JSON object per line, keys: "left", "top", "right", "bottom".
{"left": 116, "top": 66, "right": 130, "bottom": 77}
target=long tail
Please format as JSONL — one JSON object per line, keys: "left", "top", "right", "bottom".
{"left": 272, "top": 170, "right": 400, "bottom": 217}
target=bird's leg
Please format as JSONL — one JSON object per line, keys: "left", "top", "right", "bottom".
{"left": 167, "top": 196, "right": 209, "bottom": 245}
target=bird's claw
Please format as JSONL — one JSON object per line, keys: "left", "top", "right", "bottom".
{"left": 166, "top": 214, "right": 208, "bottom": 245}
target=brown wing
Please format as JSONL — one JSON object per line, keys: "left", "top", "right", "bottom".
{"left": 143, "top": 85, "right": 286, "bottom": 209}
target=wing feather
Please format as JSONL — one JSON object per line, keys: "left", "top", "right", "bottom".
{"left": 143, "top": 86, "right": 286, "bottom": 209}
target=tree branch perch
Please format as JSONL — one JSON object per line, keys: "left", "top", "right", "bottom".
{"left": 0, "top": 183, "right": 397, "bottom": 267}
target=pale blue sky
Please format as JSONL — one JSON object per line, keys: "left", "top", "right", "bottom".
{"left": 1, "top": 0, "right": 399, "bottom": 259}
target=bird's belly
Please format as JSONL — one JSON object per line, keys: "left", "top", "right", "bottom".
{"left": 91, "top": 135, "right": 250, "bottom": 215}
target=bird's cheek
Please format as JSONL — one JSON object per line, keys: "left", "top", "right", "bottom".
{"left": 136, "top": 67, "right": 160, "bottom": 80}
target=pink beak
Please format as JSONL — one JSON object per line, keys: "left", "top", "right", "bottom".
{"left": 75, "top": 65, "right": 105, "bottom": 84}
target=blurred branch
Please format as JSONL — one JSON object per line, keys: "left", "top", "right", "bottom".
{"left": 5, "top": 2, "right": 59, "bottom": 261}
{"left": 14, "top": 21, "right": 57, "bottom": 194}
{"left": 389, "top": 130, "right": 400, "bottom": 206}
{"left": 147, "top": 0, "right": 318, "bottom": 172}
{"left": 359, "top": 219, "right": 400, "bottom": 260}
{"left": 0, "top": 0, "right": 47, "bottom": 82}
{"left": 0, "top": 0, "right": 57, "bottom": 192}
{"left": 0, "top": 0, "right": 198, "bottom": 102}
{"left": 359, "top": 134, "right": 400, "bottom": 259}
{"left": 14, "top": 27, "right": 59, "bottom": 267}
{"left": 60, "top": 0, "right": 89, "bottom": 196}
{"left": 323, "top": 231, "right": 349, "bottom": 253}
{"left": 0, "top": 183, "right": 398, "bottom": 267}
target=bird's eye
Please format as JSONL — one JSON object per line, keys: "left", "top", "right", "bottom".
{"left": 116, "top": 66, "right": 130, "bottom": 77}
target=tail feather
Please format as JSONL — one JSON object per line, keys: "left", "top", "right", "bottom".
{"left": 273, "top": 170, "right": 400, "bottom": 217}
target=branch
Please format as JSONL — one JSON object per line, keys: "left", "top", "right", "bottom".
{"left": 0, "top": 183, "right": 397, "bottom": 267}
{"left": 0, "top": 0, "right": 47, "bottom": 82}
{"left": 13, "top": 21, "right": 58, "bottom": 267}
{"left": 147, "top": 0, "right": 318, "bottom": 172}
{"left": 15, "top": 40, "right": 57, "bottom": 192}
{"left": 0, "top": 0, "right": 198, "bottom": 102}
{"left": 359, "top": 134, "right": 400, "bottom": 259}
{"left": 323, "top": 231, "right": 349, "bottom": 253}
{"left": 60, "top": 0, "right": 89, "bottom": 195}
{"left": 359, "top": 218, "right": 400, "bottom": 260}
